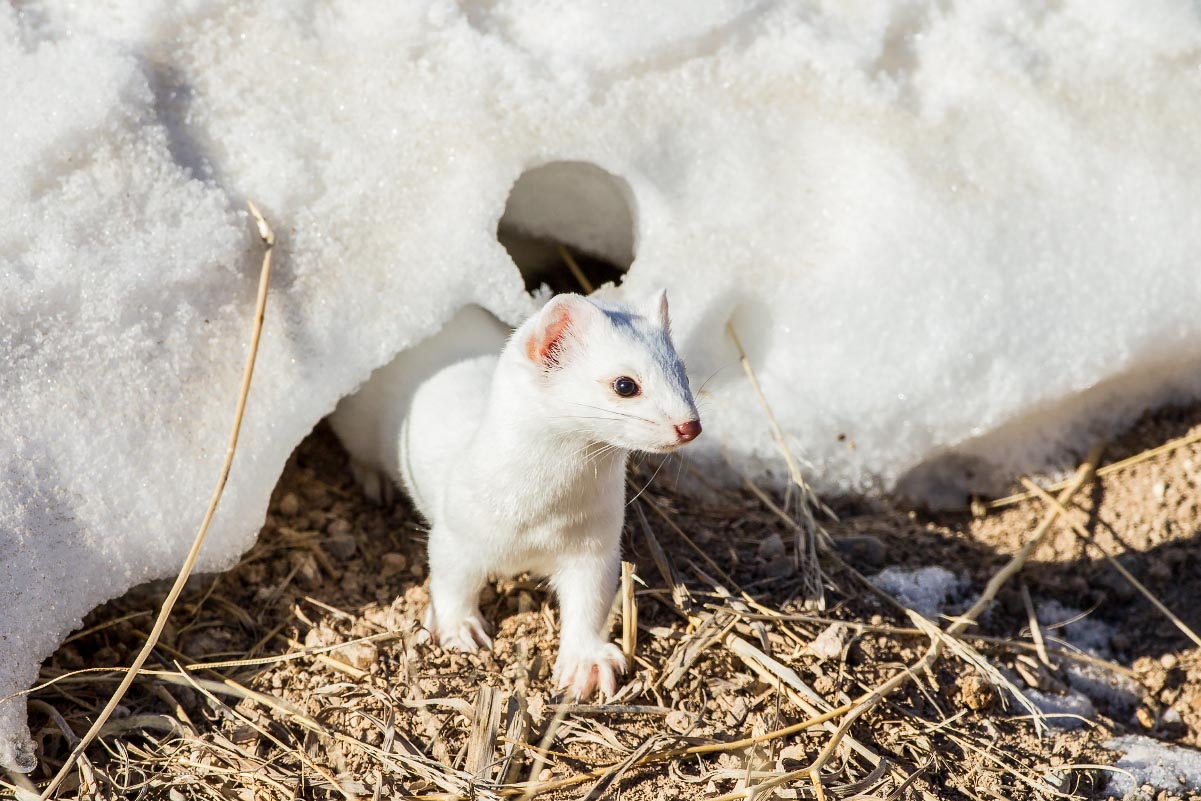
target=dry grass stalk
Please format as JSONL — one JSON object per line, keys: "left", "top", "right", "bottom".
{"left": 643, "top": 495, "right": 740, "bottom": 590}
{"left": 1020, "top": 582, "right": 1055, "bottom": 669}
{"left": 499, "top": 702, "right": 858, "bottom": 798}
{"left": 632, "top": 501, "right": 690, "bottom": 609}
{"left": 710, "top": 603, "right": 1139, "bottom": 679}
{"left": 466, "top": 685, "right": 504, "bottom": 780}
{"left": 557, "top": 245, "right": 595, "bottom": 294}
{"left": 621, "top": 561, "right": 638, "bottom": 661}
{"left": 499, "top": 694, "right": 530, "bottom": 785}
{"left": 35, "top": 203, "right": 277, "bottom": 801}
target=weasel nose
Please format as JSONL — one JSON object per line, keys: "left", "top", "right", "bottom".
{"left": 674, "top": 420, "right": 702, "bottom": 442}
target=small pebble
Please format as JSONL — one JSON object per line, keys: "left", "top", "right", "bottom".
{"left": 327, "top": 518, "right": 352, "bottom": 537}
{"left": 665, "top": 709, "right": 693, "bottom": 733}
{"left": 832, "top": 534, "right": 886, "bottom": 567}
{"left": 1161, "top": 652, "right": 1179, "bottom": 670}
{"left": 808, "top": 623, "right": 848, "bottom": 660}
{"left": 334, "top": 641, "right": 379, "bottom": 671}
{"left": 379, "top": 552, "right": 408, "bottom": 578}
{"left": 279, "top": 492, "right": 301, "bottom": 516}
{"left": 959, "top": 673, "right": 998, "bottom": 711}
{"left": 757, "top": 532, "right": 786, "bottom": 561}
{"left": 326, "top": 534, "right": 357, "bottom": 561}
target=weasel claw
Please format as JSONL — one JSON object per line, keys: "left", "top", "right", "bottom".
{"left": 425, "top": 608, "right": 493, "bottom": 652}
{"left": 554, "top": 643, "right": 627, "bottom": 701}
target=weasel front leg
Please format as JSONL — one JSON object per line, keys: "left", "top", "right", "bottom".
{"left": 348, "top": 458, "right": 395, "bottom": 506}
{"left": 551, "top": 548, "right": 626, "bottom": 700}
{"left": 425, "top": 526, "right": 492, "bottom": 652}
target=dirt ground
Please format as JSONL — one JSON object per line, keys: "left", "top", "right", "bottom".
{"left": 11, "top": 403, "right": 1201, "bottom": 800}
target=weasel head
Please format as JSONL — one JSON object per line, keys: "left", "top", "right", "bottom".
{"left": 516, "top": 289, "right": 701, "bottom": 454}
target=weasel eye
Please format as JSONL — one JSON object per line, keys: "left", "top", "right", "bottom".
{"left": 613, "top": 376, "right": 640, "bottom": 397}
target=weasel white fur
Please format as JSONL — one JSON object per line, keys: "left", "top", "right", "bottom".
{"left": 329, "top": 291, "right": 701, "bottom": 699}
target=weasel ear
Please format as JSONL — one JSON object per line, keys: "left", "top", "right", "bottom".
{"left": 525, "top": 294, "right": 599, "bottom": 368}
{"left": 648, "top": 288, "right": 671, "bottom": 330}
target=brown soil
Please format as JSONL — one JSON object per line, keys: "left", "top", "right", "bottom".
{"left": 12, "top": 404, "right": 1201, "bottom": 800}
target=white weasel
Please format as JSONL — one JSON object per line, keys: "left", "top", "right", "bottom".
{"left": 329, "top": 291, "right": 701, "bottom": 699}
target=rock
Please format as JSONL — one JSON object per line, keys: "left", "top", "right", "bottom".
{"left": 334, "top": 641, "right": 378, "bottom": 671}
{"left": 809, "top": 623, "right": 849, "bottom": 661}
{"left": 959, "top": 673, "right": 998, "bottom": 712}
{"left": 831, "top": 534, "right": 887, "bottom": 567}
{"left": 757, "top": 532, "right": 786, "bottom": 561}
{"left": 278, "top": 492, "right": 301, "bottom": 517}
{"left": 326, "top": 534, "right": 357, "bottom": 561}
{"left": 666, "top": 709, "right": 693, "bottom": 734}
{"left": 379, "top": 552, "right": 408, "bottom": 579}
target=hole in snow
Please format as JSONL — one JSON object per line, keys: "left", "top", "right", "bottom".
{"left": 497, "top": 161, "right": 635, "bottom": 295}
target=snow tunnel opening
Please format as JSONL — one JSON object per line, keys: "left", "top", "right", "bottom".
{"left": 497, "top": 161, "right": 636, "bottom": 295}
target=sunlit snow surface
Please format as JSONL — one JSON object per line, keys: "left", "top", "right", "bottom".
{"left": 4, "top": 0, "right": 1201, "bottom": 770}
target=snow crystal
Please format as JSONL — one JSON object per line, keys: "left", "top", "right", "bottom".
{"left": 5, "top": 0, "right": 1201, "bottom": 770}
{"left": 869, "top": 566, "right": 965, "bottom": 619}
{"left": 1105, "top": 735, "right": 1201, "bottom": 797}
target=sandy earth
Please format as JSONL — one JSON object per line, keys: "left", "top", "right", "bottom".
{"left": 11, "top": 402, "right": 1201, "bottom": 800}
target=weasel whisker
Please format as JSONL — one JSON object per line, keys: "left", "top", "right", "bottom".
{"left": 568, "top": 402, "right": 656, "bottom": 425}
{"left": 695, "top": 360, "right": 737, "bottom": 396}
{"left": 627, "top": 455, "right": 669, "bottom": 506}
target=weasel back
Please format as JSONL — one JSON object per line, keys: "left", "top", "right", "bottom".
{"left": 328, "top": 305, "right": 508, "bottom": 502}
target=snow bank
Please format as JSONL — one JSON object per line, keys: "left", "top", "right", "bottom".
{"left": 4, "top": 0, "right": 1201, "bottom": 770}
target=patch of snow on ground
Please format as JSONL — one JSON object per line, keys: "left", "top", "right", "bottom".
{"left": 1023, "top": 687, "right": 1096, "bottom": 731}
{"left": 1105, "top": 735, "right": 1201, "bottom": 797}
{"left": 1036, "top": 601, "right": 1143, "bottom": 714}
{"left": 868, "top": 566, "right": 966, "bottom": 619}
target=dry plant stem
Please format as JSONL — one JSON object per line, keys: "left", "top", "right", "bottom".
{"left": 1018, "top": 476, "right": 1201, "bottom": 649}
{"left": 804, "top": 446, "right": 1102, "bottom": 782}
{"left": 37, "top": 203, "right": 275, "bottom": 800}
{"left": 990, "top": 427, "right": 1201, "bottom": 508}
{"left": 621, "top": 561, "right": 638, "bottom": 660}
{"left": 724, "top": 324, "right": 807, "bottom": 501}
{"left": 1021, "top": 582, "right": 1054, "bottom": 669}
{"left": 557, "top": 245, "right": 594, "bottom": 294}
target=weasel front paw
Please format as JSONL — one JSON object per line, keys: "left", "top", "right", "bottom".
{"left": 423, "top": 607, "right": 493, "bottom": 653}
{"left": 553, "top": 642, "right": 627, "bottom": 701}
{"left": 350, "top": 459, "right": 395, "bottom": 505}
